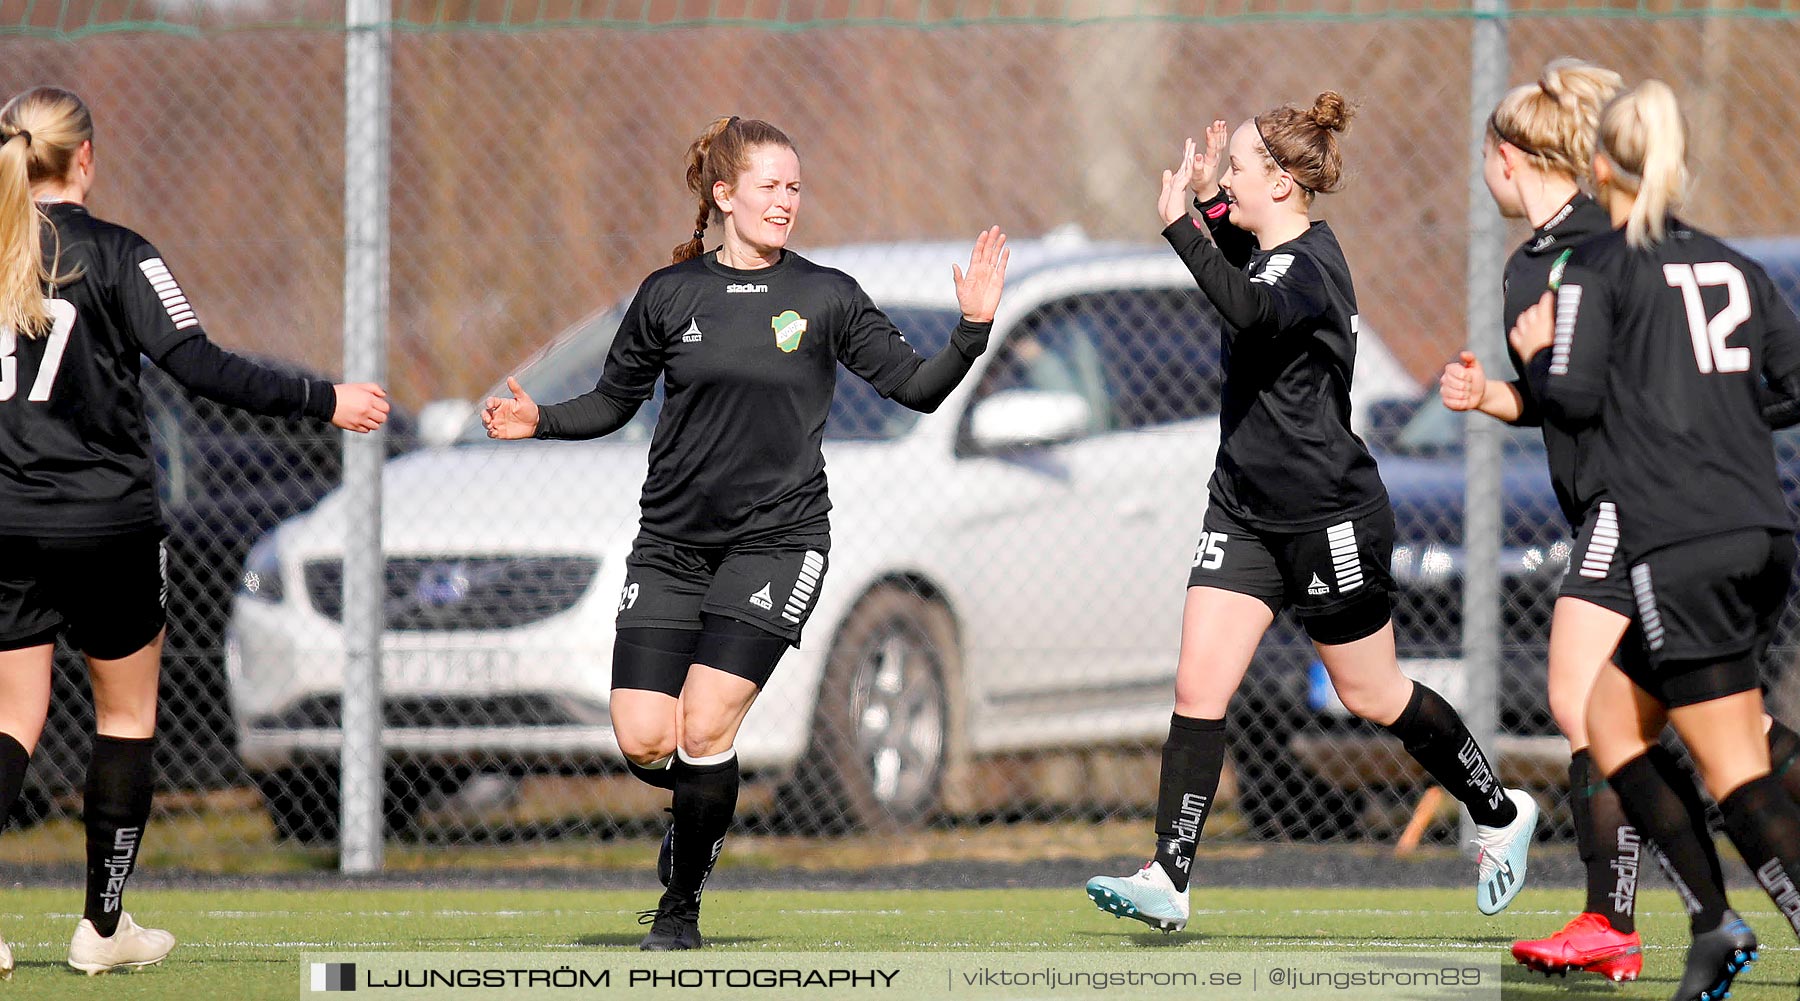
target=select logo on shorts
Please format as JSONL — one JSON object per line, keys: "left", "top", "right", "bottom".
{"left": 749, "top": 582, "right": 775, "bottom": 610}
{"left": 310, "top": 962, "right": 356, "bottom": 992}
{"left": 772, "top": 309, "right": 808, "bottom": 353}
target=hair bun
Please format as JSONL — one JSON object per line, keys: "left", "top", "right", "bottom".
{"left": 1308, "top": 91, "right": 1354, "bottom": 134}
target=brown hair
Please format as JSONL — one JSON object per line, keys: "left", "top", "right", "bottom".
{"left": 1253, "top": 91, "right": 1356, "bottom": 198}
{"left": 1489, "top": 58, "right": 1623, "bottom": 183}
{"left": 0, "top": 86, "right": 88, "bottom": 338}
{"left": 672, "top": 116, "right": 796, "bottom": 264}
{"left": 1596, "top": 80, "right": 1688, "bottom": 249}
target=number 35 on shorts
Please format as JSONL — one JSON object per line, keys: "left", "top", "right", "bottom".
{"left": 1192, "top": 532, "right": 1226, "bottom": 570}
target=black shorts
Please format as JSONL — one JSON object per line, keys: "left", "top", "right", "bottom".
{"left": 1560, "top": 500, "right": 1636, "bottom": 617}
{"left": 616, "top": 532, "right": 830, "bottom": 646}
{"left": 1617, "top": 529, "right": 1795, "bottom": 708}
{"left": 1187, "top": 505, "right": 1395, "bottom": 638}
{"left": 0, "top": 530, "right": 168, "bottom": 659}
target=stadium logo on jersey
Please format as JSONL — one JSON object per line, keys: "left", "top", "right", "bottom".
{"left": 750, "top": 582, "right": 774, "bottom": 610}
{"left": 726, "top": 283, "right": 768, "bottom": 293}
{"left": 682, "top": 318, "right": 704, "bottom": 343}
{"left": 1307, "top": 573, "right": 1330, "bottom": 596}
{"left": 772, "top": 310, "right": 808, "bottom": 352}
{"left": 1251, "top": 253, "right": 1295, "bottom": 286}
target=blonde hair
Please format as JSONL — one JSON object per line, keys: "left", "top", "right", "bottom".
{"left": 673, "top": 116, "right": 796, "bottom": 264}
{"left": 1595, "top": 80, "right": 1688, "bottom": 249}
{"left": 1489, "top": 58, "right": 1623, "bottom": 183}
{"left": 0, "top": 87, "right": 88, "bottom": 339}
{"left": 1254, "top": 91, "right": 1356, "bottom": 199}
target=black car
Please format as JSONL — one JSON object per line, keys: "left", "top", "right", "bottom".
{"left": 12, "top": 361, "right": 415, "bottom": 825}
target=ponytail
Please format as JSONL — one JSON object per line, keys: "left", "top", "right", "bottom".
{"left": 672, "top": 115, "right": 796, "bottom": 264}
{"left": 0, "top": 87, "right": 90, "bottom": 338}
{"left": 1596, "top": 80, "right": 1688, "bottom": 249}
{"left": 0, "top": 131, "right": 49, "bottom": 337}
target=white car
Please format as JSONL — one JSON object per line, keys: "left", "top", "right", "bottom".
{"left": 226, "top": 231, "right": 1418, "bottom": 839}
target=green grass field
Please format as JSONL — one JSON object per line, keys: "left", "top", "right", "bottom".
{"left": 0, "top": 886, "right": 1796, "bottom": 999}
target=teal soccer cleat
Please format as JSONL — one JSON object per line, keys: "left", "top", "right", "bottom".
{"left": 1475, "top": 788, "right": 1540, "bottom": 915}
{"left": 1086, "top": 861, "right": 1190, "bottom": 933}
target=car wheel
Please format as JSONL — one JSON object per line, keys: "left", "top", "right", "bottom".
{"left": 781, "top": 585, "right": 960, "bottom": 833}
{"left": 256, "top": 763, "right": 432, "bottom": 844}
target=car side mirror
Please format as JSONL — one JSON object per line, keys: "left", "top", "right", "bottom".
{"left": 968, "top": 390, "right": 1092, "bottom": 452}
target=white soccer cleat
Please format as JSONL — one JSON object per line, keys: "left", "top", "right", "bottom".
{"left": 1475, "top": 788, "right": 1540, "bottom": 915}
{"left": 67, "top": 913, "right": 175, "bottom": 975}
{"left": 1086, "top": 860, "right": 1190, "bottom": 933}
{"left": 0, "top": 931, "right": 11, "bottom": 980}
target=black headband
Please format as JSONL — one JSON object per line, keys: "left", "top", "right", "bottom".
{"left": 1487, "top": 111, "right": 1544, "bottom": 159}
{"left": 1254, "top": 116, "right": 1311, "bottom": 194}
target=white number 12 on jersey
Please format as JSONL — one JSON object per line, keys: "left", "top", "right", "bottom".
{"left": 0, "top": 298, "right": 77, "bottom": 402}
{"left": 1663, "top": 263, "right": 1751, "bottom": 374}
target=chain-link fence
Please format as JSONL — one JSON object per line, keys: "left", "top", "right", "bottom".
{"left": 7, "top": 1, "right": 1800, "bottom": 869}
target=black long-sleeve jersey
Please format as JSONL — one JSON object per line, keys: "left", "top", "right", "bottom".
{"left": 1162, "top": 195, "right": 1387, "bottom": 532}
{"left": 1503, "top": 194, "right": 1615, "bottom": 527}
{"left": 1536, "top": 220, "right": 1800, "bottom": 560}
{"left": 0, "top": 203, "right": 335, "bottom": 537}
{"left": 536, "top": 249, "right": 990, "bottom": 547}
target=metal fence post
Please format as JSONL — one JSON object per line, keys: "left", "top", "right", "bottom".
{"left": 1461, "top": 0, "right": 1508, "bottom": 849}
{"left": 340, "top": 0, "right": 392, "bottom": 874}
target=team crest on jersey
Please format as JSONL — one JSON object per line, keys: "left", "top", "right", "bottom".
{"left": 772, "top": 310, "right": 808, "bottom": 353}
{"left": 1547, "top": 249, "right": 1574, "bottom": 292}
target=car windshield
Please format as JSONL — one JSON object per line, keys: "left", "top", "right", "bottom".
{"left": 457, "top": 304, "right": 959, "bottom": 445}
{"left": 1391, "top": 392, "right": 1545, "bottom": 456}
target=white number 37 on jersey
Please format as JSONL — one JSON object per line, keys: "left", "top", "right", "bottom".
{"left": 0, "top": 298, "right": 76, "bottom": 402}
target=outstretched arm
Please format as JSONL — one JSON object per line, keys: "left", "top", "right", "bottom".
{"left": 842, "top": 227, "right": 1009, "bottom": 413}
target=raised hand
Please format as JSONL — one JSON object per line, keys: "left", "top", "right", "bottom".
{"left": 1439, "top": 351, "right": 1487, "bottom": 412}
{"left": 1509, "top": 291, "right": 1556, "bottom": 361}
{"left": 331, "top": 382, "right": 390, "bottom": 433}
{"left": 482, "top": 377, "right": 540, "bottom": 440}
{"left": 1190, "top": 119, "right": 1229, "bottom": 202}
{"left": 953, "top": 226, "right": 1010, "bottom": 323}
{"left": 1159, "top": 138, "right": 1197, "bottom": 226}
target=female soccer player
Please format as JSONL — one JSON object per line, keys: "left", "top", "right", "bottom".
{"left": 1086, "top": 94, "right": 1538, "bottom": 935}
{"left": 481, "top": 116, "right": 1007, "bottom": 951}
{"left": 1515, "top": 79, "right": 1800, "bottom": 1001}
{"left": 1450, "top": 61, "right": 1800, "bottom": 983}
{"left": 1437, "top": 60, "right": 1648, "bottom": 979}
{"left": 0, "top": 86, "right": 389, "bottom": 977}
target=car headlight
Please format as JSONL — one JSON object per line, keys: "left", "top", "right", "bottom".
{"left": 239, "top": 533, "right": 285, "bottom": 603}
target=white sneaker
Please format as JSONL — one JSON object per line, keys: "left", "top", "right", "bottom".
{"left": 67, "top": 913, "right": 175, "bottom": 975}
{"left": 1086, "top": 860, "right": 1190, "bottom": 932}
{"left": 0, "top": 932, "right": 11, "bottom": 979}
{"left": 1475, "top": 788, "right": 1540, "bottom": 915}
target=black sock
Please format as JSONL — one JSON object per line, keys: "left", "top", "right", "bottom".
{"left": 1571, "top": 750, "right": 1638, "bottom": 933}
{"left": 1607, "top": 748, "right": 1729, "bottom": 934}
{"left": 83, "top": 734, "right": 156, "bottom": 937}
{"left": 0, "top": 733, "right": 30, "bottom": 831}
{"left": 669, "top": 749, "right": 738, "bottom": 910}
{"left": 1152, "top": 714, "right": 1225, "bottom": 893}
{"left": 1719, "top": 773, "right": 1800, "bottom": 940}
{"left": 1384, "top": 683, "right": 1514, "bottom": 827}
{"left": 627, "top": 755, "right": 676, "bottom": 791}
{"left": 1768, "top": 718, "right": 1800, "bottom": 804}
